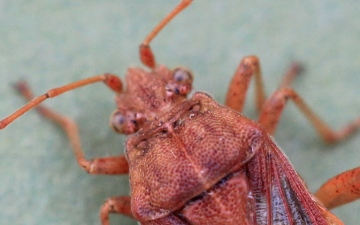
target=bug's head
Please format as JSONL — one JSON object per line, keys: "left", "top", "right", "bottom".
{"left": 109, "top": 65, "right": 193, "bottom": 134}
{"left": 107, "top": 0, "right": 195, "bottom": 135}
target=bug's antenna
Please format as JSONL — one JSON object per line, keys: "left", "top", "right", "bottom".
{"left": 139, "top": 0, "right": 193, "bottom": 69}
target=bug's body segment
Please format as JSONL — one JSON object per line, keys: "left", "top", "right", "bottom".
{"left": 114, "top": 65, "right": 331, "bottom": 224}
{"left": 1, "top": 1, "right": 360, "bottom": 224}
{"left": 127, "top": 90, "right": 262, "bottom": 222}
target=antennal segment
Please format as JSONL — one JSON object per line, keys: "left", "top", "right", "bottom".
{"left": 140, "top": 0, "right": 193, "bottom": 69}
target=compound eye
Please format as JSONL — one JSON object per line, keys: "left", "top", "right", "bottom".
{"left": 109, "top": 110, "right": 126, "bottom": 133}
{"left": 173, "top": 67, "right": 193, "bottom": 84}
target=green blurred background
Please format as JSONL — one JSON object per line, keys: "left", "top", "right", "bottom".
{"left": 0, "top": 1, "right": 359, "bottom": 224}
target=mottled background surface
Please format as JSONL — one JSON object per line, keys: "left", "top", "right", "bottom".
{"left": 0, "top": 1, "right": 359, "bottom": 224}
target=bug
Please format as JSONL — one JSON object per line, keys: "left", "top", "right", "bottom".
{"left": 0, "top": 0, "right": 360, "bottom": 225}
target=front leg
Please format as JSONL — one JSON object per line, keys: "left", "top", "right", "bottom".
{"left": 12, "top": 81, "right": 129, "bottom": 175}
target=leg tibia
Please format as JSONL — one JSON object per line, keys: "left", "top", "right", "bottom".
{"left": 225, "top": 56, "right": 265, "bottom": 112}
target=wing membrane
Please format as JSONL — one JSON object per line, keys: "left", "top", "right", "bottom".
{"left": 248, "top": 138, "right": 328, "bottom": 225}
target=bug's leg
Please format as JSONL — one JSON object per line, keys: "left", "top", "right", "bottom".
{"left": 315, "top": 167, "right": 360, "bottom": 209}
{"left": 225, "top": 57, "right": 302, "bottom": 113}
{"left": 140, "top": 0, "right": 192, "bottom": 69}
{"left": 278, "top": 62, "right": 303, "bottom": 88}
{"left": 0, "top": 79, "right": 129, "bottom": 175}
{"left": 225, "top": 56, "right": 266, "bottom": 112}
{"left": 257, "top": 87, "right": 360, "bottom": 143}
{"left": 100, "top": 196, "right": 133, "bottom": 225}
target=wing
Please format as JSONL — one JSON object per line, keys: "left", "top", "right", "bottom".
{"left": 247, "top": 136, "right": 334, "bottom": 225}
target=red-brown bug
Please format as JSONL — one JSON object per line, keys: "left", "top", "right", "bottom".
{"left": 0, "top": 0, "right": 360, "bottom": 225}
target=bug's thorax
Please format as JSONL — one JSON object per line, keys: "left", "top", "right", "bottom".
{"left": 124, "top": 92, "right": 266, "bottom": 222}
